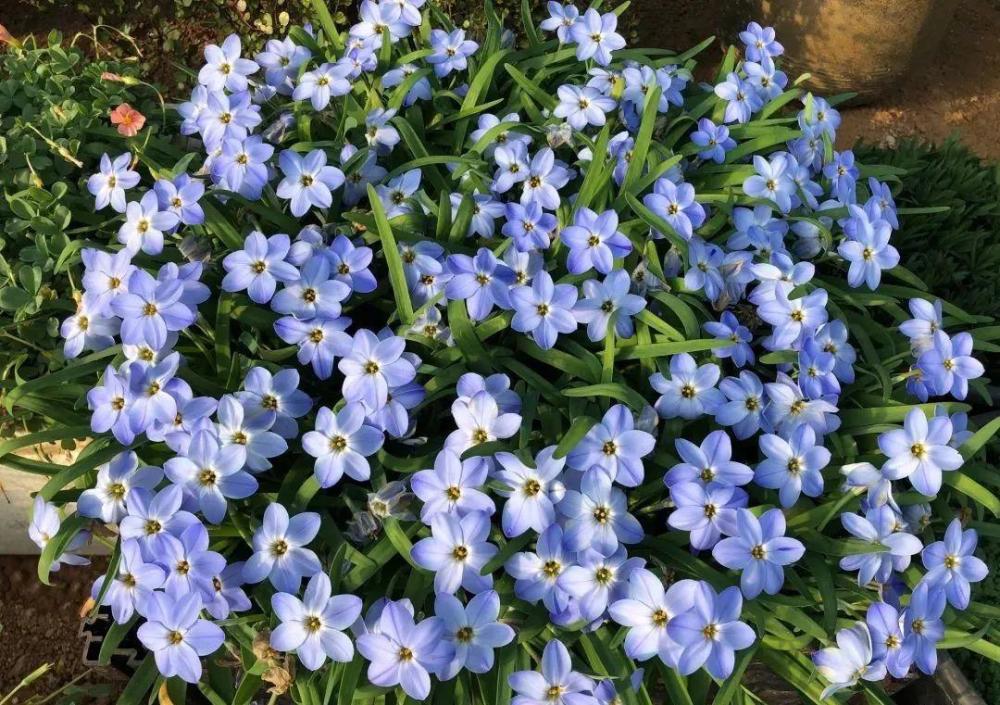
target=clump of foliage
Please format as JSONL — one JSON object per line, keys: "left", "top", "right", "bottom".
{"left": 0, "top": 31, "right": 159, "bottom": 435}
{"left": 7, "top": 2, "right": 1000, "bottom": 705}
{"left": 854, "top": 138, "right": 1000, "bottom": 321}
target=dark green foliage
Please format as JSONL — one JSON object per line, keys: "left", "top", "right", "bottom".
{"left": 855, "top": 138, "right": 1000, "bottom": 320}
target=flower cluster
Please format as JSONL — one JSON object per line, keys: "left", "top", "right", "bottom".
{"left": 26, "top": 3, "right": 995, "bottom": 703}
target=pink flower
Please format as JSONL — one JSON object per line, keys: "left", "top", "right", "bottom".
{"left": 110, "top": 103, "right": 146, "bottom": 137}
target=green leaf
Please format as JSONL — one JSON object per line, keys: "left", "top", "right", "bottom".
{"left": 368, "top": 183, "right": 414, "bottom": 325}
{"left": 960, "top": 413, "right": 1000, "bottom": 461}
{"left": 563, "top": 383, "right": 647, "bottom": 411}
{"left": 943, "top": 472, "right": 1000, "bottom": 516}
{"left": 310, "top": 0, "right": 344, "bottom": 52}
{"left": 619, "top": 339, "right": 727, "bottom": 360}
{"left": 504, "top": 64, "right": 557, "bottom": 111}
{"left": 117, "top": 655, "right": 159, "bottom": 705}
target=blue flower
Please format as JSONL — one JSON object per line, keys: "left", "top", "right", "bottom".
{"left": 428, "top": 29, "right": 478, "bottom": 76}
{"left": 159, "top": 523, "right": 225, "bottom": 599}
{"left": 797, "top": 335, "right": 840, "bottom": 399}
{"left": 757, "top": 288, "right": 829, "bottom": 350}
{"left": 690, "top": 118, "right": 735, "bottom": 164}
{"left": 866, "top": 602, "right": 910, "bottom": 678}
{"left": 712, "top": 508, "right": 804, "bottom": 598}
{"left": 561, "top": 208, "right": 632, "bottom": 274}
{"left": 500, "top": 201, "right": 555, "bottom": 252}
{"left": 510, "top": 271, "right": 579, "bottom": 350}
{"left": 668, "top": 482, "right": 746, "bottom": 550}
{"left": 494, "top": 446, "right": 564, "bottom": 537}
{"left": 643, "top": 178, "right": 707, "bottom": 240}
{"left": 382, "top": 63, "right": 433, "bottom": 107}
{"left": 609, "top": 569, "right": 698, "bottom": 667}
{"left": 78, "top": 451, "right": 161, "bottom": 524}
{"left": 198, "top": 34, "right": 258, "bottom": 92}
{"left": 839, "top": 506, "right": 923, "bottom": 585}
{"left": 560, "top": 469, "right": 644, "bottom": 555}
{"left": 29, "top": 496, "right": 91, "bottom": 572}
{"left": 61, "top": 297, "right": 118, "bottom": 359}
{"left": 213, "top": 136, "right": 274, "bottom": 199}
{"left": 554, "top": 84, "right": 617, "bottom": 130}
{"left": 153, "top": 175, "right": 205, "bottom": 227}
{"left": 137, "top": 590, "right": 225, "bottom": 684}
{"left": 866, "top": 177, "right": 899, "bottom": 229}
{"left": 743, "top": 154, "right": 796, "bottom": 213}
{"left": 302, "top": 403, "right": 385, "bottom": 488}
{"left": 684, "top": 239, "right": 725, "bottom": 300}
{"left": 899, "top": 298, "right": 943, "bottom": 354}
{"left": 446, "top": 389, "right": 521, "bottom": 453}
{"left": 411, "top": 511, "right": 498, "bottom": 594}
{"left": 243, "top": 502, "right": 322, "bottom": 593}
{"left": 274, "top": 315, "right": 352, "bottom": 380}
{"left": 506, "top": 524, "right": 574, "bottom": 617}
{"left": 650, "top": 354, "right": 724, "bottom": 420}
{"left": 276, "top": 149, "right": 345, "bottom": 216}
{"left": 356, "top": 601, "right": 450, "bottom": 701}
{"left": 754, "top": 425, "right": 830, "bottom": 507}
{"left": 235, "top": 367, "right": 311, "bottom": 439}
{"left": 88, "top": 365, "right": 136, "bottom": 444}
{"left": 838, "top": 204, "right": 899, "bottom": 289}
{"left": 117, "top": 191, "right": 178, "bottom": 255}
{"left": 326, "top": 234, "right": 378, "bottom": 293}
{"left": 91, "top": 539, "right": 164, "bottom": 623}
{"left": 88, "top": 152, "right": 139, "bottom": 212}
{"left": 798, "top": 95, "right": 841, "bottom": 137}
{"left": 339, "top": 330, "right": 417, "bottom": 411}
{"left": 365, "top": 108, "right": 401, "bottom": 154}
{"left": 222, "top": 231, "right": 300, "bottom": 303}
{"left": 558, "top": 547, "right": 644, "bottom": 622}
{"left": 164, "top": 429, "right": 257, "bottom": 523}
{"left": 376, "top": 168, "right": 422, "bottom": 217}
{"left": 567, "top": 404, "right": 655, "bottom": 487}
{"left": 715, "top": 371, "right": 767, "bottom": 440}
{"left": 435, "top": 590, "right": 515, "bottom": 678}
{"left": 917, "top": 330, "right": 985, "bottom": 400}
{"left": 119, "top": 485, "right": 198, "bottom": 560}
{"left": 270, "top": 572, "right": 361, "bottom": 670}
{"left": 814, "top": 320, "right": 857, "bottom": 383}
{"left": 255, "top": 37, "right": 311, "bottom": 93}
{"left": 509, "top": 639, "right": 597, "bottom": 705}
{"left": 823, "top": 149, "right": 859, "bottom": 202}
{"left": 197, "top": 90, "right": 261, "bottom": 150}
{"left": 714, "top": 72, "right": 762, "bottom": 124}
{"left": 215, "top": 395, "right": 288, "bottom": 472}
{"left": 744, "top": 57, "right": 786, "bottom": 101}
{"left": 921, "top": 518, "right": 988, "bottom": 610}
{"left": 878, "top": 408, "right": 963, "bottom": 497}
{"left": 412, "top": 449, "right": 494, "bottom": 524}
{"left": 112, "top": 271, "right": 198, "bottom": 350}
{"left": 666, "top": 582, "right": 756, "bottom": 678}
{"left": 667, "top": 430, "right": 753, "bottom": 488}
{"left": 520, "top": 147, "right": 572, "bottom": 209}
{"left": 293, "top": 62, "right": 352, "bottom": 110}
{"left": 704, "top": 311, "right": 754, "bottom": 367}
{"left": 569, "top": 9, "right": 626, "bottom": 66}
{"left": 902, "top": 581, "right": 946, "bottom": 674}
{"left": 739, "top": 21, "right": 784, "bottom": 61}
{"left": 573, "top": 269, "right": 646, "bottom": 341}
{"left": 271, "top": 255, "right": 352, "bottom": 320}
{"left": 540, "top": 1, "right": 580, "bottom": 42}
{"left": 813, "top": 623, "right": 886, "bottom": 699}
{"left": 445, "top": 248, "right": 516, "bottom": 320}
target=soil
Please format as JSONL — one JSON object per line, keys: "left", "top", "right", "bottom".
{"left": 0, "top": 556, "right": 124, "bottom": 702}
{"left": 2, "top": 0, "right": 1000, "bottom": 701}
